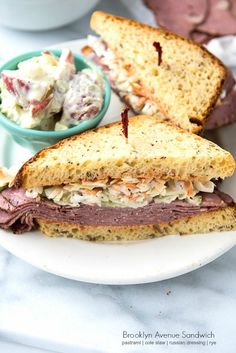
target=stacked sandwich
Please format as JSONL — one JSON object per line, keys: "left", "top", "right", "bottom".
{"left": 84, "top": 11, "right": 236, "bottom": 130}
{"left": 0, "top": 12, "right": 235, "bottom": 241}
{"left": 0, "top": 115, "right": 235, "bottom": 240}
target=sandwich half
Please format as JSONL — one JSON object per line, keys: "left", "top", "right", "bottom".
{"left": 0, "top": 115, "right": 235, "bottom": 241}
{"left": 83, "top": 11, "right": 231, "bottom": 133}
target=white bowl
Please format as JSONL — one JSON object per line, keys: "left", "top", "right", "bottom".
{"left": 0, "top": 0, "right": 100, "bottom": 31}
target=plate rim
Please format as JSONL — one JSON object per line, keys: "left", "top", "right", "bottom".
{"left": 0, "top": 231, "right": 236, "bottom": 285}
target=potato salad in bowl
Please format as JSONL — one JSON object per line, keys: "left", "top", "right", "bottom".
{"left": 0, "top": 49, "right": 105, "bottom": 131}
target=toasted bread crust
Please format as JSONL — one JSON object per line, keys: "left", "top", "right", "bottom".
{"left": 90, "top": 11, "right": 226, "bottom": 133}
{"left": 14, "top": 115, "right": 235, "bottom": 189}
{"left": 37, "top": 205, "right": 236, "bottom": 241}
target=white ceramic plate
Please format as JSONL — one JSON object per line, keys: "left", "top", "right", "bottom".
{"left": 0, "top": 39, "right": 235, "bottom": 285}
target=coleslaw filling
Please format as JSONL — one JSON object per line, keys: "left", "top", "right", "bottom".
{"left": 26, "top": 177, "right": 215, "bottom": 209}
{"left": 88, "top": 35, "right": 227, "bottom": 114}
{"left": 88, "top": 35, "right": 162, "bottom": 116}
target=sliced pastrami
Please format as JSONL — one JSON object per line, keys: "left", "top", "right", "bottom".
{"left": 0, "top": 186, "right": 233, "bottom": 234}
{"left": 197, "top": 0, "right": 236, "bottom": 36}
{"left": 206, "top": 88, "right": 236, "bottom": 129}
{"left": 144, "top": 0, "right": 208, "bottom": 39}
{"left": 144, "top": 0, "right": 236, "bottom": 43}
{"left": 206, "top": 70, "right": 236, "bottom": 129}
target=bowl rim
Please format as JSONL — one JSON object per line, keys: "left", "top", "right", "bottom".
{"left": 0, "top": 49, "right": 111, "bottom": 138}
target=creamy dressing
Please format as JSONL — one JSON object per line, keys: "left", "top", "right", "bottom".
{"left": 26, "top": 177, "right": 215, "bottom": 209}
{"left": 0, "top": 166, "right": 216, "bottom": 209}
{"left": 55, "top": 68, "right": 104, "bottom": 130}
{"left": 0, "top": 49, "right": 104, "bottom": 130}
{"left": 88, "top": 35, "right": 161, "bottom": 116}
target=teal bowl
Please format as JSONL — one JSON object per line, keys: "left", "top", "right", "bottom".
{"left": 0, "top": 50, "right": 111, "bottom": 152}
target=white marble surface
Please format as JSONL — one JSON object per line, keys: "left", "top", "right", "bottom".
{"left": 0, "top": 1, "right": 235, "bottom": 352}
{"left": 0, "top": 245, "right": 236, "bottom": 353}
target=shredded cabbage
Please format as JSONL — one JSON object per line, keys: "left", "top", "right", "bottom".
{"left": 27, "top": 177, "right": 215, "bottom": 209}
{"left": 88, "top": 35, "right": 160, "bottom": 115}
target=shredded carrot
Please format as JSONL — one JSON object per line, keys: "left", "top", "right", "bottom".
{"left": 185, "top": 181, "right": 194, "bottom": 196}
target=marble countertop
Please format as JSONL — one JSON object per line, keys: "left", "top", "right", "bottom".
{"left": 0, "top": 1, "right": 235, "bottom": 352}
{"left": 1, "top": 245, "right": 236, "bottom": 353}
